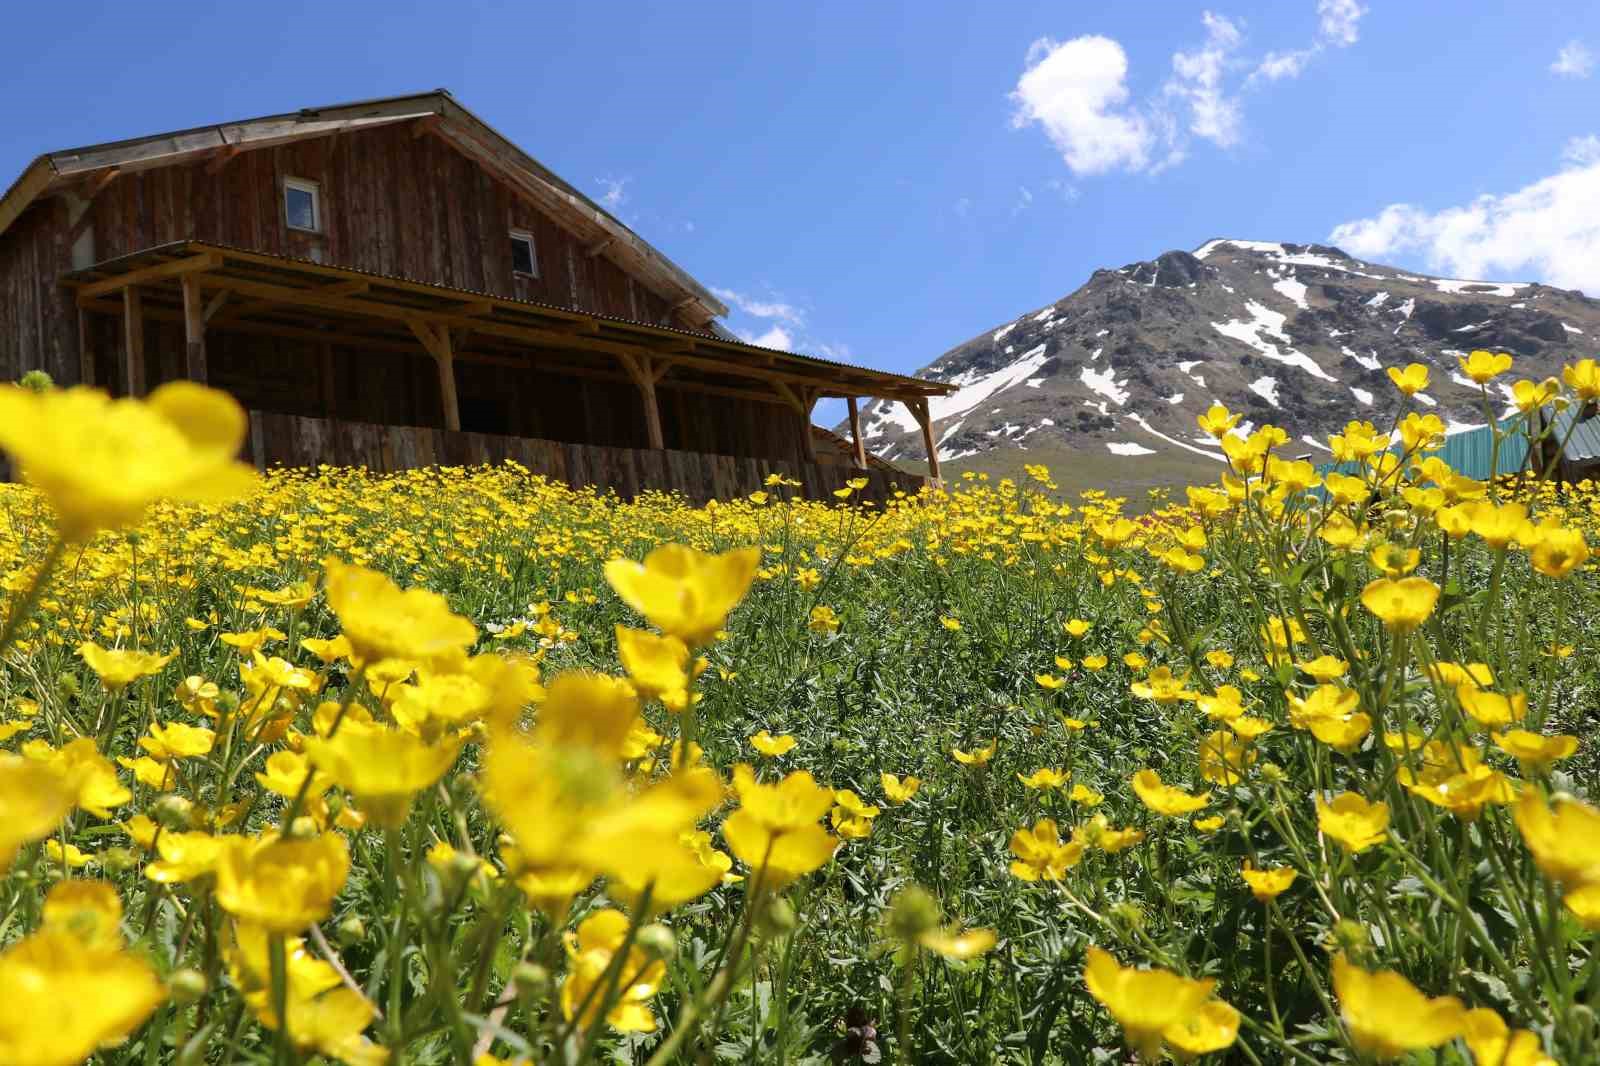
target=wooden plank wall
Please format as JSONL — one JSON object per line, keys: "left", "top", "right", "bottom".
{"left": 247, "top": 411, "right": 930, "bottom": 506}
{"left": 1, "top": 121, "right": 705, "bottom": 389}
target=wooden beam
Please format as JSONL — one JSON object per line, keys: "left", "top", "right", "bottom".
{"left": 77, "top": 307, "right": 95, "bottom": 387}
{"left": 907, "top": 398, "right": 941, "bottom": 483}
{"left": 585, "top": 237, "right": 612, "bottom": 257}
{"left": 410, "top": 321, "right": 460, "bottom": 431}
{"left": 411, "top": 115, "right": 441, "bottom": 139}
{"left": 78, "top": 251, "right": 221, "bottom": 300}
{"left": 770, "top": 380, "right": 804, "bottom": 414}
{"left": 202, "top": 290, "right": 230, "bottom": 323}
{"left": 181, "top": 275, "right": 207, "bottom": 383}
{"left": 204, "top": 145, "right": 241, "bottom": 175}
{"left": 63, "top": 168, "right": 119, "bottom": 248}
{"left": 123, "top": 286, "right": 146, "bottom": 397}
{"left": 617, "top": 352, "right": 665, "bottom": 450}
{"left": 846, "top": 397, "right": 868, "bottom": 470}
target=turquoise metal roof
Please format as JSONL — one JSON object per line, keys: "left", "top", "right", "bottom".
{"left": 1543, "top": 408, "right": 1600, "bottom": 464}
{"left": 1314, "top": 419, "right": 1529, "bottom": 483}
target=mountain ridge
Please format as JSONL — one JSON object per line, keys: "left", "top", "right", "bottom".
{"left": 847, "top": 240, "right": 1599, "bottom": 473}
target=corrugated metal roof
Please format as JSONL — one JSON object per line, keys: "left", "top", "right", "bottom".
{"left": 1315, "top": 419, "right": 1529, "bottom": 482}
{"left": 1545, "top": 407, "right": 1600, "bottom": 463}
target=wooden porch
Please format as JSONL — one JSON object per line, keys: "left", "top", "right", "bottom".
{"left": 247, "top": 410, "right": 930, "bottom": 503}
{"left": 62, "top": 241, "right": 954, "bottom": 490}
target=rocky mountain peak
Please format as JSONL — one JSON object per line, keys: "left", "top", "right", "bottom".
{"left": 847, "top": 239, "right": 1599, "bottom": 472}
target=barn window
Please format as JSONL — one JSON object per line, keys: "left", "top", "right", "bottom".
{"left": 284, "top": 178, "right": 322, "bottom": 233}
{"left": 510, "top": 230, "right": 537, "bottom": 277}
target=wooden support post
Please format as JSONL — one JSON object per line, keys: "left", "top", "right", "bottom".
{"left": 846, "top": 396, "right": 868, "bottom": 469}
{"left": 181, "top": 275, "right": 208, "bottom": 384}
{"left": 122, "top": 286, "right": 146, "bottom": 397}
{"left": 434, "top": 330, "right": 460, "bottom": 432}
{"left": 408, "top": 320, "right": 460, "bottom": 431}
{"left": 617, "top": 352, "right": 665, "bottom": 449}
{"left": 77, "top": 307, "right": 95, "bottom": 387}
{"left": 800, "top": 388, "right": 818, "bottom": 463}
{"left": 906, "top": 398, "right": 941, "bottom": 483}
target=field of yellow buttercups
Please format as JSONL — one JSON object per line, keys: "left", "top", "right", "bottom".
{"left": 0, "top": 351, "right": 1598, "bottom": 1064}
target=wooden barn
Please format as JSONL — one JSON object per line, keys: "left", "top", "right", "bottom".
{"left": 0, "top": 90, "right": 952, "bottom": 502}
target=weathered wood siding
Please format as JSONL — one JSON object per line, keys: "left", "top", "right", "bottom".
{"left": 0, "top": 121, "right": 698, "bottom": 385}
{"left": 248, "top": 411, "right": 929, "bottom": 505}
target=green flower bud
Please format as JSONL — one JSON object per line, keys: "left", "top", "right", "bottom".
{"left": 636, "top": 923, "right": 677, "bottom": 961}
{"left": 168, "top": 968, "right": 208, "bottom": 1005}
{"left": 756, "top": 895, "right": 798, "bottom": 939}
{"left": 885, "top": 885, "right": 941, "bottom": 943}
{"left": 337, "top": 915, "right": 366, "bottom": 945}
{"left": 152, "top": 795, "right": 195, "bottom": 830}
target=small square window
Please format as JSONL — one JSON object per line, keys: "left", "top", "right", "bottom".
{"left": 285, "top": 178, "right": 321, "bottom": 232}
{"left": 510, "top": 230, "right": 537, "bottom": 277}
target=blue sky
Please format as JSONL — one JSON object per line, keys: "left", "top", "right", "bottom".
{"left": 3, "top": 1, "right": 1599, "bottom": 425}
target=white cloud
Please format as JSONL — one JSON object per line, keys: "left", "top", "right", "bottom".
{"left": 739, "top": 324, "right": 796, "bottom": 351}
{"left": 1552, "top": 40, "right": 1596, "bottom": 78}
{"left": 711, "top": 287, "right": 804, "bottom": 325}
{"left": 1249, "top": 0, "right": 1364, "bottom": 82}
{"left": 596, "top": 176, "right": 630, "bottom": 210}
{"left": 1316, "top": 0, "right": 1365, "bottom": 47}
{"left": 1010, "top": 35, "right": 1156, "bottom": 175}
{"left": 1564, "top": 134, "right": 1600, "bottom": 166}
{"left": 1329, "top": 145, "right": 1600, "bottom": 295}
{"left": 1013, "top": 185, "right": 1034, "bottom": 214}
{"left": 1165, "top": 12, "right": 1245, "bottom": 148}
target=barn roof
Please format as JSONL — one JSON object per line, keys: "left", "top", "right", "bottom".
{"left": 0, "top": 90, "right": 729, "bottom": 323}
{"left": 1542, "top": 407, "right": 1600, "bottom": 465}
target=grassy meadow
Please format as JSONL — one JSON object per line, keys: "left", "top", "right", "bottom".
{"left": 1, "top": 359, "right": 1599, "bottom": 1065}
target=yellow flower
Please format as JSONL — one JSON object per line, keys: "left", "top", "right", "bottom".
{"left": 1240, "top": 860, "right": 1296, "bottom": 901}
{"left": 1082, "top": 945, "right": 1218, "bottom": 1059}
{"left": 215, "top": 832, "right": 351, "bottom": 934}
{"left": 1317, "top": 792, "right": 1390, "bottom": 853}
{"left": 1017, "top": 767, "right": 1070, "bottom": 790}
{"left": 831, "top": 789, "right": 880, "bottom": 840}
{"left": 560, "top": 909, "right": 667, "bottom": 1033}
{"left": 1332, "top": 954, "right": 1466, "bottom": 1059}
{"left": 1528, "top": 523, "right": 1590, "bottom": 578}
{"left": 1163, "top": 999, "right": 1241, "bottom": 1057}
{"left": 1401, "top": 762, "right": 1516, "bottom": 820}
{"left": 0, "top": 928, "right": 165, "bottom": 1066}
{"left": 39, "top": 738, "right": 132, "bottom": 818}
{"left": 1511, "top": 377, "right": 1560, "bottom": 413}
{"left": 1198, "top": 729, "right": 1256, "bottom": 785}
{"left": 1122, "top": 651, "right": 1148, "bottom": 670}
{"left": 0, "top": 381, "right": 256, "bottom": 539}
{"left": 1464, "top": 499, "right": 1531, "bottom": 549}
{"left": 1457, "top": 686, "right": 1526, "bottom": 728}
{"left": 220, "top": 626, "right": 286, "bottom": 655}
{"left": 1463, "top": 1007, "right": 1557, "bottom": 1066}
{"left": 323, "top": 559, "right": 478, "bottom": 666}
{"left": 1196, "top": 403, "right": 1242, "bottom": 439}
{"left": 603, "top": 544, "right": 760, "bottom": 646}
{"left": 952, "top": 740, "right": 997, "bottom": 766}
{"left": 939, "top": 616, "right": 962, "bottom": 631}
{"left": 614, "top": 625, "right": 690, "bottom": 704}
{"left": 881, "top": 772, "right": 921, "bottom": 804}
{"left": 1076, "top": 814, "right": 1144, "bottom": 853}
{"left": 807, "top": 605, "right": 841, "bottom": 634}
{"left": 1008, "top": 818, "right": 1085, "bottom": 881}
{"left": 44, "top": 839, "right": 92, "bottom": 868}
{"left": 1081, "top": 654, "right": 1109, "bottom": 671}
{"left": 1459, "top": 349, "right": 1513, "bottom": 384}
{"left": 1563, "top": 357, "right": 1600, "bottom": 400}
{"left": 1034, "top": 673, "right": 1064, "bottom": 690}
{"left": 1513, "top": 789, "right": 1600, "bottom": 886}
{"left": 1360, "top": 577, "right": 1439, "bottom": 632}
{"left": 1063, "top": 618, "right": 1092, "bottom": 637}
{"left": 1204, "top": 649, "right": 1234, "bottom": 669}
{"left": 1295, "top": 654, "right": 1349, "bottom": 682}
{"left": 918, "top": 927, "right": 998, "bottom": 960}
{"left": 304, "top": 724, "right": 462, "bottom": 827}
{"left": 750, "top": 730, "right": 797, "bottom": 757}
{"left": 77, "top": 641, "right": 174, "bottom": 690}
{"left": 1130, "top": 666, "right": 1197, "bottom": 705}
{"left": 721, "top": 765, "right": 838, "bottom": 889}
{"left": 41, "top": 879, "right": 124, "bottom": 948}
{"left": 1192, "top": 815, "right": 1224, "bottom": 833}
{"left": 1070, "top": 783, "right": 1104, "bottom": 806}
{"left": 1196, "top": 684, "right": 1246, "bottom": 721}
{"left": 1131, "top": 769, "right": 1210, "bottom": 816}
{"left": 1492, "top": 730, "right": 1578, "bottom": 770}
{"left": 139, "top": 720, "right": 216, "bottom": 761}
{"left": 145, "top": 830, "right": 231, "bottom": 884}
{"left": 0, "top": 755, "right": 75, "bottom": 872}
{"left": 1386, "top": 362, "right": 1430, "bottom": 396}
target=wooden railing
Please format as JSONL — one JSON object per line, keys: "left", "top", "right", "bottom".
{"left": 246, "top": 411, "right": 931, "bottom": 505}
